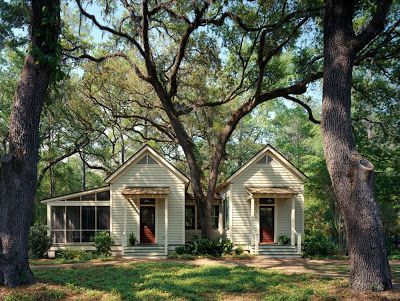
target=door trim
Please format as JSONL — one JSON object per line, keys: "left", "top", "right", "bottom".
{"left": 259, "top": 205, "right": 275, "bottom": 244}
{"left": 257, "top": 199, "right": 277, "bottom": 243}
{"left": 140, "top": 205, "right": 156, "bottom": 244}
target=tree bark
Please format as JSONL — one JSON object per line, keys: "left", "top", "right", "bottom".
{"left": 322, "top": 0, "right": 392, "bottom": 291}
{"left": 0, "top": 0, "right": 60, "bottom": 287}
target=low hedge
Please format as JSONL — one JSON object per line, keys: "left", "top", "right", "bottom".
{"left": 175, "top": 238, "right": 234, "bottom": 257}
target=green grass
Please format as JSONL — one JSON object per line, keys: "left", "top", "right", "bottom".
{"left": 30, "top": 262, "right": 342, "bottom": 301}
{"left": 29, "top": 256, "right": 117, "bottom": 266}
{"left": 2, "top": 261, "right": 399, "bottom": 301}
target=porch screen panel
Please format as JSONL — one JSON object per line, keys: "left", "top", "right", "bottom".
{"left": 66, "top": 206, "right": 81, "bottom": 243}
{"left": 82, "top": 206, "right": 95, "bottom": 242}
{"left": 97, "top": 206, "right": 110, "bottom": 230}
{"left": 51, "top": 206, "right": 65, "bottom": 243}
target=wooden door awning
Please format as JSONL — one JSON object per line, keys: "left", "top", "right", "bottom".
{"left": 122, "top": 187, "right": 170, "bottom": 197}
{"left": 246, "top": 187, "right": 297, "bottom": 198}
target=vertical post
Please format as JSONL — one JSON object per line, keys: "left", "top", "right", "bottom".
{"left": 250, "top": 196, "right": 255, "bottom": 254}
{"left": 47, "top": 204, "right": 51, "bottom": 235}
{"left": 165, "top": 196, "right": 169, "bottom": 256}
{"left": 297, "top": 233, "right": 302, "bottom": 254}
{"left": 123, "top": 197, "right": 127, "bottom": 256}
{"left": 291, "top": 198, "right": 295, "bottom": 245}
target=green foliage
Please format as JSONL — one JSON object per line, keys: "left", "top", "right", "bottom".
{"left": 4, "top": 288, "right": 65, "bottom": 301}
{"left": 175, "top": 238, "right": 234, "bottom": 257}
{"left": 56, "top": 248, "right": 95, "bottom": 261}
{"left": 278, "top": 234, "right": 291, "bottom": 246}
{"left": 28, "top": 222, "right": 51, "bottom": 259}
{"left": 234, "top": 245, "right": 244, "bottom": 255}
{"left": 93, "top": 232, "right": 114, "bottom": 257}
{"left": 31, "top": 261, "right": 368, "bottom": 301}
{"left": 128, "top": 232, "right": 137, "bottom": 246}
{"left": 303, "top": 229, "right": 336, "bottom": 258}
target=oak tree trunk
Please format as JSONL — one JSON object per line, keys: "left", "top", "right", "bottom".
{"left": 322, "top": 0, "right": 392, "bottom": 291}
{"left": 0, "top": 0, "right": 60, "bottom": 287}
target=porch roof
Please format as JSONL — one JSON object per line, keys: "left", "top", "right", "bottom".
{"left": 121, "top": 187, "right": 170, "bottom": 196}
{"left": 246, "top": 186, "right": 297, "bottom": 198}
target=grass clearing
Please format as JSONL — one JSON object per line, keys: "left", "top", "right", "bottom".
{"left": 0, "top": 260, "right": 399, "bottom": 301}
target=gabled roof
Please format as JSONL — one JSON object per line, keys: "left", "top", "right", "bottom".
{"left": 104, "top": 144, "right": 190, "bottom": 185}
{"left": 217, "top": 144, "right": 306, "bottom": 191}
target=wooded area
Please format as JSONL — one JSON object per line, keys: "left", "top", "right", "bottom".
{"left": 0, "top": 0, "right": 399, "bottom": 292}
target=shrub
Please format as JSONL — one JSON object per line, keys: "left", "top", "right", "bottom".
{"left": 57, "top": 248, "right": 94, "bottom": 261}
{"left": 175, "top": 238, "right": 233, "bottom": 257}
{"left": 94, "top": 231, "right": 114, "bottom": 256}
{"left": 303, "top": 229, "right": 335, "bottom": 257}
{"left": 234, "top": 245, "right": 244, "bottom": 255}
{"left": 29, "top": 222, "right": 52, "bottom": 258}
{"left": 278, "top": 234, "right": 291, "bottom": 245}
{"left": 128, "top": 232, "right": 137, "bottom": 246}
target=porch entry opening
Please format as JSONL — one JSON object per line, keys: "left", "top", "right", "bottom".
{"left": 140, "top": 198, "right": 156, "bottom": 244}
{"left": 259, "top": 198, "right": 274, "bottom": 243}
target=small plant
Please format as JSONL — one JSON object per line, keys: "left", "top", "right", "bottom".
{"left": 29, "top": 222, "right": 52, "bottom": 258}
{"left": 278, "top": 234, "right": 291, "bottom": 245}
{"left": 234, "top": 245, "right": 244, "bottom": 255}
{"left": 93, "top": 231, "right": 114, "bottom": 257}
{"left": 128, "top": 232, "right": 137, "bottom": 246}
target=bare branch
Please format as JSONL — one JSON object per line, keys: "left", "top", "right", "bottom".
{"left": 283, "top": 95, "right": 321, "bottom": 124}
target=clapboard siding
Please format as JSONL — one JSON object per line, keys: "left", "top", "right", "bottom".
{"left": 110, "top": 151, "right": 185, "bottom": 245}
{"left": 230, "top": 150, "right": 304, "bottom": 245}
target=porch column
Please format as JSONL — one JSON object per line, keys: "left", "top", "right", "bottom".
{"left": 250, "top": 196, "right": 255, "bottom": 253}
{"left": 123, "top": 197, "right": 127, "bottom": 255}
{"left": 291, "top": 198, "right": 295, "bottom": 245}
{"left": 164, "top": 196, "right": 169, "bottom": 256}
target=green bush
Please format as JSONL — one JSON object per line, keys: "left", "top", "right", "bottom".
{"left": 303, "top": 229, "right": 335, "bottom": 257}
{"left": 57, "top": 248, "right": 95, "bottom": 261}
{"left": 234, "top": 245, "right": 244, "bottom": 255}
{"left": 94, "top": 231, "right": 114, "bottom": 256}
{"left": 29, "top": 222, "right": 52, "bottom": 258}
{"left": 278, "top": 234, "right": 291, "bottom": 245}
{"left": 175, "top": 238, "right": 233, "bottom": 257}
{"left": 128, "top": 232, "right": 137, "bottom": 246}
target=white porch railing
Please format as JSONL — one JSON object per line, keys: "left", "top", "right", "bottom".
{"left": 293, "top": 230, "right": 302, "bottom": 254}
{"left": 254, "top": 233, "right": 259, "bottom": 254}
{"left": 122, "top": 233, "right": 126, "bottom": 256}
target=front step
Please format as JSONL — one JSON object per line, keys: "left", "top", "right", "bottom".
{"left": 257, "top": 245, "right": 301, "bottom": 258}
{"left": 124, "top": 245, "right": 166, "bottom": 258}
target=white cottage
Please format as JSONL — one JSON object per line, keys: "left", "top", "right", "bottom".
{"left": 42, "top": 144, "right": 305, "bottom": 257}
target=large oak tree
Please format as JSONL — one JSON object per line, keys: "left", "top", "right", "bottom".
{"left": 322, "top": 0, "right": 393, "bottom": 291}
{"left": 0, "top": 0, "right": 60, "bottom": 287}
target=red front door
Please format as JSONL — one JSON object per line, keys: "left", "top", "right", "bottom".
{"left": 260, "top": 206, "right": 274, "bottom": 243}
{"left": 140, "top": 206, "right": 156, "bottom": 243}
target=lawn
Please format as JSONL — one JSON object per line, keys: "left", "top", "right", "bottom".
{"left": 1, "top": 260, "right": 399, "bottom": 301}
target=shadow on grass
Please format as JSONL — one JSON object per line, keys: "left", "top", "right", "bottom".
{"left": 32, "top": 262, "right": 338, "bottom": 301}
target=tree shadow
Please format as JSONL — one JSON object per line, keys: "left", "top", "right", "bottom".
{"left": 32, "top": 261, "right": 332, "bottom": 301}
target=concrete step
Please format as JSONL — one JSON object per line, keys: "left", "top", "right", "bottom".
{"left": 258, "top": 245, "right": 297, "bottom": 249}
{"left": 258, "top": 254, "right": 301, "bottom": 258}
{"left": 258, "top": 249, "right": 297, "bottom": 253}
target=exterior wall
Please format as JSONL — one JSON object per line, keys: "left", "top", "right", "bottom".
{"left": 110, "top": 151, "right": 186, "bottom": 246}
{"left": 184, "top": 200, "right": 223, "bottom": 241}
{"left": 229, "top": 151, "right": 304, "bottom": 246}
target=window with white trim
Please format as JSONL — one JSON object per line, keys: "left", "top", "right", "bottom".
{"left": 211, "top": 205, "right": 219, "bottom": 229}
